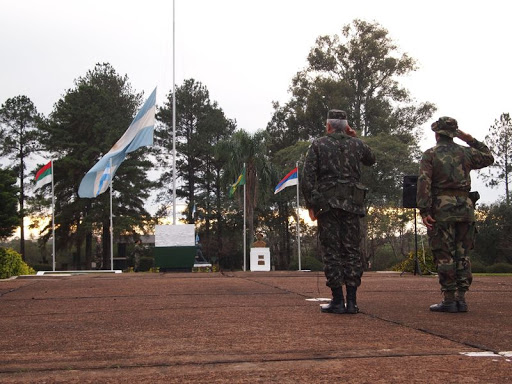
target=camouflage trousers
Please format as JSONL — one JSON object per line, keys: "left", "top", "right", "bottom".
{"left": 427, "top": 221, "right": 475, "bottom": 293}
{"left": 317, "top": 209, "right": 363, "bottom": 288}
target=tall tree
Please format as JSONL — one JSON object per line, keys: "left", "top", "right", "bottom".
{"left": 156, "top": 79, "right": 213, "bottom": 223}
{"left": 0, "top": 95, "right": 42, "bottom": 260}
{"left": 302, "top": 19, "right": 433, "bottom": 138}
{"left": 482, "top": 112, "right": 512, "bottom": 205}
{"left": 224, "top": 130, "right": 273, "bottom": 268}
{"left": 474, "top": 202, "right": 512, "bottom": 265}
{"left": 265, "top": 19, "right": 435, "bottom": 266}
{"left": 194, "top": 105, "right": 236, "bottom": 258}
{"left": 156, "top": 79, "right": 244, "bottom": 268}
{"left": 0, "top": 167, "right": 20, "bottom": 240}
{"left": 39, "top": 63, "right": 155, "bottom": 269}
{"left": 267, "top": 19, "right": 435, "bottom": 202}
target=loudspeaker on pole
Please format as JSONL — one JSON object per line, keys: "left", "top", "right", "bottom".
{"left": 402, "top": 175, "right": 418, "bottom": 209}
{"left": 401, "top": 175, "right": 421, "bottom": 276}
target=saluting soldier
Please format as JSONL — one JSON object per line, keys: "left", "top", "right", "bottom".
{"left": 417, "top": 117, "right": 494, "bottom": 313}
{"left": 302, "top": 109, "right": 376, "bottom": 314}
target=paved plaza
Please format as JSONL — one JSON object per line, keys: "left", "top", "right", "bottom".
{"left": 1, "top": 271, "right": 511, "bottom": 383}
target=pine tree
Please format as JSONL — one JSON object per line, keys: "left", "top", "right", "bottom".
{"left": 39, "top": 63, "right": 156, "bottom": 269}
{"left": 0, "top": 95, "right": 42, "bottom": 260}
{"left": 0, "top": 167, "right": 20, "bottom": 239}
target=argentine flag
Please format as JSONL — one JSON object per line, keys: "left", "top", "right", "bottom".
{"left": 78, "top": 88, "right": 156, "bottom": 198}
{"left": 274, "top": 167, "right": 298, "bottom": 194}
{"left": 95, "top": 162, "right": 116, "bottom": 196}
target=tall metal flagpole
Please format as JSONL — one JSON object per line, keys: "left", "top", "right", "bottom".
{"left": 51, "top": 159, "right": 56, "bottom": 272}
{"left": 109, "top": 158, "right": 114, "bottom": 271}
{"left": 243, "top": 163, "right": 246, "bottom": 271}
{"left": 172, "top": 0, "right": 177, "bottom": 225}
{"left": 296, "top": 162, "right": 302, "bottom": 271}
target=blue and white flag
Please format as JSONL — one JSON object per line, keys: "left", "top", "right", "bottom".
{"left": 274, "top": 167, "right": 298, "bottom": 194}
{"left": 95, "top": 161, "right": 115, "bottom": 196}
{"left": 78, "top": 88, "right": 156, "bottom": 198}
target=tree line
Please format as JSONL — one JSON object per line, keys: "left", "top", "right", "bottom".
{"left": 1, "top": 20, "right": 510, "bottom": 271}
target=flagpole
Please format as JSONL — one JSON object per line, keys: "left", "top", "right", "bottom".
{"left": 51, "top": 159, "right": 56, "bottom": 272}
{"left": 243, "top": 163, "right": 246, "bottom": 272}
{"left": 109, "top": 158, "right": 114, "bottom": 271}
{"left": 172, "top": 0, "right": 177, "bottom": 225}
{"left": 296, "top": 162, "right": 302, "bottom": 271}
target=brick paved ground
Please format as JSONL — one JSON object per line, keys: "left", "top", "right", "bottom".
{"left": 1, "top": 271, "right": 511, "bottom": 383}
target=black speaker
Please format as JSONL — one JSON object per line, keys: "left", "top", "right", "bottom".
{"left": 402, "top": 175, "right": 418, "bottom": 208}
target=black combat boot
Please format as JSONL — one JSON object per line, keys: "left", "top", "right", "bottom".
{"left": 321, "top": 286, "right": 346, "bottom": 314}
{"left": 345, "top": 285, "right": 359, "bottom": 314}
{"left": 456, "top": 290, "right": 468, "bottom": 312}
{"left": 429, "top": 291, "right": 458, "bottom": 313}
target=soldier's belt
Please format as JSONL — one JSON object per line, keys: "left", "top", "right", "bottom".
{"left": 436, "top": 190, "right": 469, "bottom": 198}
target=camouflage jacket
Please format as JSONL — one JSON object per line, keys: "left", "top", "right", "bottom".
{"left": 301, "top": 131, "right": 376, "bottom": 216}
{"left": 417, "top": 136, "right": 494, "bottom": 222}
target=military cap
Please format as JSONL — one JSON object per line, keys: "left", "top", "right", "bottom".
{"left": 431, "top": 116, "right": 458, "bottom": 137}
{"left": 327, "top": 109, "right": 347, "bottom": 120}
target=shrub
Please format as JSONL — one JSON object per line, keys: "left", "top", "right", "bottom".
{"left": 138, "top": 256, "right": 154, "bottom": 272}
{"left": 485, "top": 262, "right": 512, "bottom": 274}
{"left": 392, "top": 249, "right": 436, "bottom": 275}
{"left": 372, "top": 244, "right": 400, "bottom": 271}
{"left": 0, "top": 247, "right": 36, "bottom": 279}
{"left": 470, "top": 259, "right": 487, "bottom": 273}
{"left": 32, "top": 264, "right": 53, "bottom": 272}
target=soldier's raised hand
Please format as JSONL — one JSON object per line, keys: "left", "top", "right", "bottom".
{"left": 345, "top": 124, "right": 357, "bottom": 137}
{"left": 308, "top": 208, "right": 317, "bottom": 222}
{"left": 456, "top": 129, "right": 473, "bottom": 143}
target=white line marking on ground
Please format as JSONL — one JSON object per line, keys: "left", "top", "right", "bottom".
{"left": 461, "top": 351, "right": 512, "bottom": 362}
{"left": 460, "top": 352, "right": 500, "bottom": 357}
{"left": 305, "top": 298, "right": 331, "bottom": 302}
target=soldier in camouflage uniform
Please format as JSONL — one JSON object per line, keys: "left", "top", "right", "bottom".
{"left": 417, "top": 117, "right": 494, "bottom": 313}
{"left": 302, "top": 109, "right": 376, "bottom": 314}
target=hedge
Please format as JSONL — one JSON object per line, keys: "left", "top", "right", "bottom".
{"left": 0, "top": 247, "right": 36, "bottom": 279}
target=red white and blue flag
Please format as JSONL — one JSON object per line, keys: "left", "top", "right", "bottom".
{"left": 274, "top": 167, "right": 298, "bottom": 194}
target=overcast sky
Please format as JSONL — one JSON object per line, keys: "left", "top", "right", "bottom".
{"left": 1, "top": 0, "right": 510, "bottom": 205}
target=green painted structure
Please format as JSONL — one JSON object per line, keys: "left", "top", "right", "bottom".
{"left": 154, "top": 246, "right": 196, "bottom": 271}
